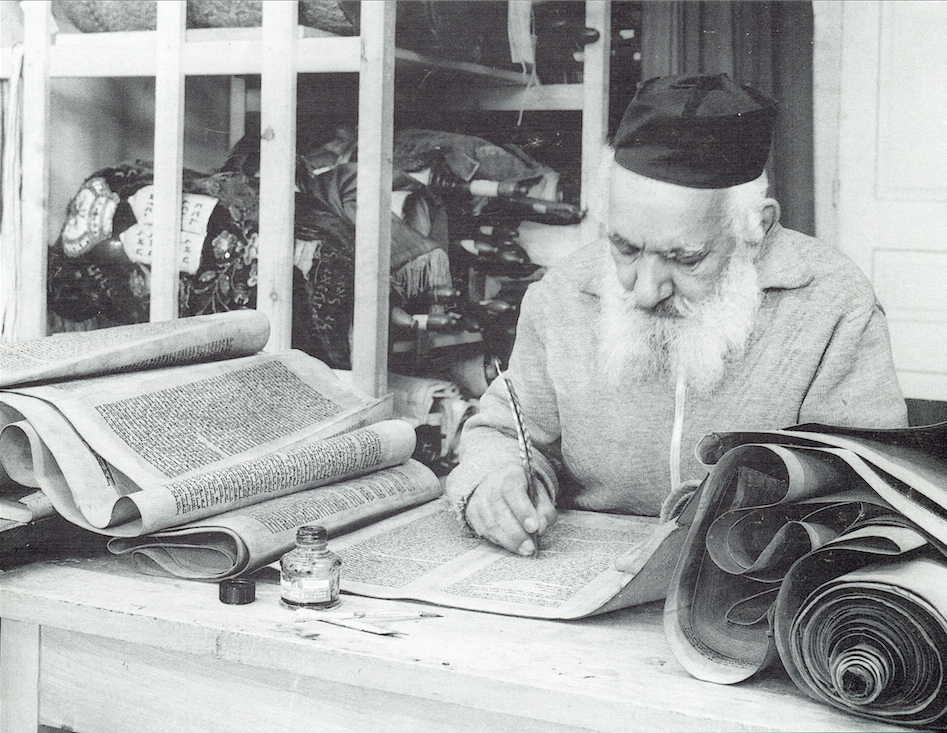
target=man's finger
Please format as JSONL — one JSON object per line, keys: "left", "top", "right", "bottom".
{"left": 534, "top": 486, "right": 557, "bottom": 534}
{"left": 504, "top": 476, "right": 543, "bottom": 528}
{"left": 466, "top": 474, "right": 533, "bottom": 552}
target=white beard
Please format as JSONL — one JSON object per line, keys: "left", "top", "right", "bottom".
{"left": 598, "top": 249, "right": 762, "bottom": 396}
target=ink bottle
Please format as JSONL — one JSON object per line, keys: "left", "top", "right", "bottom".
{"left": 279, "top": 525, "right": 341, "bottom": 610}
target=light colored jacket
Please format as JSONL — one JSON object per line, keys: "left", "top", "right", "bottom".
{"left": 446, "top": 225, "right": 908, "bottom": 520}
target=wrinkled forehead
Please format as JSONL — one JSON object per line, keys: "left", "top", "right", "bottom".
{"left": 607, "top": 163, "right": 729, "bottom": 246}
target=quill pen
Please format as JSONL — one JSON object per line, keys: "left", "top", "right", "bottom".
{"left": 492, "top": 357, "right": 540, "bottom": 558}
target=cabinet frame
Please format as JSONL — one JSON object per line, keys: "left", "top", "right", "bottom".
{"left": 1, "top": 1, "right": 610, "bottom": 399}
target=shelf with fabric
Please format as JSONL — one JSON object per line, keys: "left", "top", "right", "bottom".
{"left": 2, "top": 0, "right": 395, "bottom": 397}
{"left": 1, "top": 1, "right": 611, "bottom": 397}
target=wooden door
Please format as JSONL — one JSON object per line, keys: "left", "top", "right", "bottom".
{"left": 816, "top": 1, "right": 947, "bottom": 402}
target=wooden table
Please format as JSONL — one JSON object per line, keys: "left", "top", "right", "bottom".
{"left": 0, "top": 550, "right": 909, "bottom": 733}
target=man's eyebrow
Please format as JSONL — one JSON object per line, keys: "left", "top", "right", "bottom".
{"left": 608, "top": 233, "right": 709, "bottom": 260}
{"left": 608, "top": 232, "right": 638, "bottom": 248}
{"left": 670, "top": 242, "right": 709, "bottom": 256}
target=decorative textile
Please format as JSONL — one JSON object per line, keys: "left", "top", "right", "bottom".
{"left": 393, "top": 128, "right": 559, "bottom": 198}
{"left": 302, "top": 161, "right": 449, "bottom": 276}
{"left": 47, "top": 161, "right": 358, "bottom": 369}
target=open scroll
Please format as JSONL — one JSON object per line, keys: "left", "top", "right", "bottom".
{"left": 0, "top": 309, "right": 270, "bottom": 388}
{"left": 665, "top": 422, "right": 947, "bottom": 729}
{"left": 1, "top": 310, "right": 271, "bottom": 522}
{"left": 0, "top": 313, "right": 436, "bottom": 552}
{"left": 108, "top": 459, "right": 442, "bottom": 580}
{"left": 321, "top": 496, "right": 688, "bottom": 620}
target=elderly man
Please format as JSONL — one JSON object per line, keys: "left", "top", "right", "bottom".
{"left": 446, "top": 73, "right": 907, "bottom": 557}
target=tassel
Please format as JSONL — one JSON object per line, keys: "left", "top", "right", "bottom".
{"left": 392, "top": 248, "right": 452, "bottom": 299}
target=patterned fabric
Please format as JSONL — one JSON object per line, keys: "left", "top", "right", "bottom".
{"left": 47, "top": 161, "right": 358, "bottom": 369}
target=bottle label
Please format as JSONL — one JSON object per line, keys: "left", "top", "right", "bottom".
{"left": 281, "top": 575, "right": 339, "bottom": 604}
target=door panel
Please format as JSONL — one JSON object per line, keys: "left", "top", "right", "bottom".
{"left": 832, "top": 1, "right": 947, "bottom": 400}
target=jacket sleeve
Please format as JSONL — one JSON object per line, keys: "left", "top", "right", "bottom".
{"left": 445, "top": 282, "right": 563, "bottom": 528}
{"left": 799, "top": 299, "right": 908, "bottom": 429}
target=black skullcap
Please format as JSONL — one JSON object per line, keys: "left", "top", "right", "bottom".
{"left": 614, "top": 73, "right": 777, "bottom": 189}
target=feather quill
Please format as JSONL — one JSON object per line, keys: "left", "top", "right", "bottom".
{"left": 492, "top": 357, "right": 540, "bottom": 557}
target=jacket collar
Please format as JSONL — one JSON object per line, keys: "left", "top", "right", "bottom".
{"left": 753, "top": 224, "right": 814, "bottom": 290}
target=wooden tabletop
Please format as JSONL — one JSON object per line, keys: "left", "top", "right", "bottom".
{"left": 0, "top": 547, "right": 909, "bottom": 733}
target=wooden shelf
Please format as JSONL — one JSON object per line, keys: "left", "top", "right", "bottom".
{"left": 0, "top": 23, "right": 585, "bottom": 112}
{"left": 393, "top": 47, "right": 534, "bottom": 87}
{"left": 3, "top": 25, "right": 570, "bottom": 90}
{"left": 391, "top": 330, "right": 483, "bottom": 355}
{"left": 14, "top": 26, "right": 361, "bottom": 78}
{"left": 393, "top": 48, "right": 585, "bottom": 111}
{"left": 245, "top": 78, "right": 582, "bottom": 114}
{"left": 441, "top": 83, "right": 584, "bottom": 112}
{"left": 1, "top": 25, "right": 594, "bottom": 124}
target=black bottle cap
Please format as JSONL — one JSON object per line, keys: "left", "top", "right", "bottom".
{"left": 219, "top": 578, "right": 256, "bottom": 605}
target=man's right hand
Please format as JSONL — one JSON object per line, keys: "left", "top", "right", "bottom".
{"left": 464, "top": 463, "right": 557, "bottom": 556}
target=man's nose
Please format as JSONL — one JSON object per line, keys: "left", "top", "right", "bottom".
{"left": 618, "top": 254, "right": 673, "bottom": 309}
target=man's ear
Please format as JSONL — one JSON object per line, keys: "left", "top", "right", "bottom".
{"left": 760, "top": 198, "right": 781, "bottom": 238}
{"left": 747, "top": 198, "right": 781, "bottom": 247}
